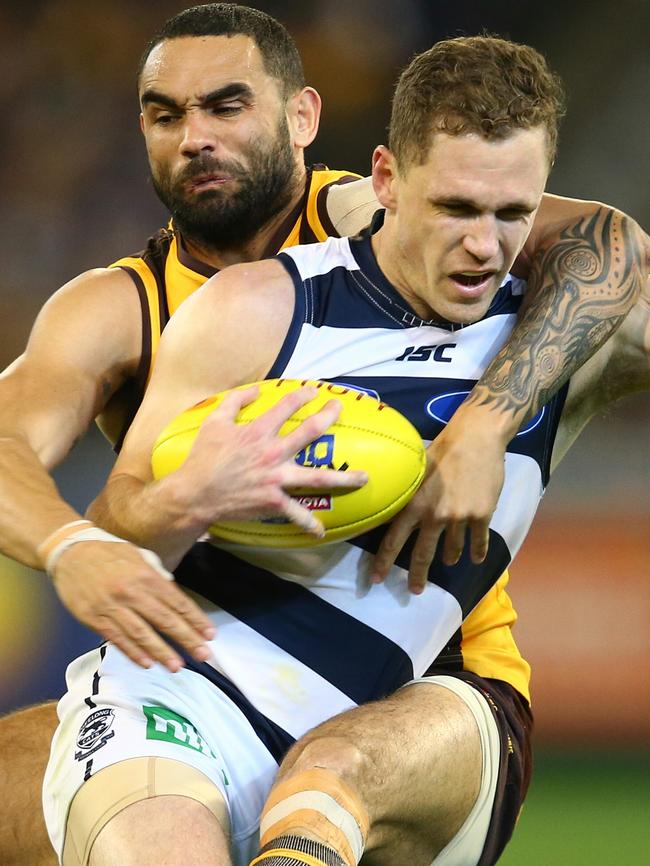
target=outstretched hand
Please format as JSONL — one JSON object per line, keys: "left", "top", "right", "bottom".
{"left": 371, "top": 402, "right": 508, "bottom": 593}
{"left": 51, "top": 540, "right": 215, "bottom": 672}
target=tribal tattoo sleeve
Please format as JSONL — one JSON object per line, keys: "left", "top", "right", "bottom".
{"left": 467, "top": 208, "right": 646, "bottom": 423}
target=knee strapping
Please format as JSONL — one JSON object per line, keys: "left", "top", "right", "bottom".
{"left": 255, "top": 768, "right": 369, "bottom": 866}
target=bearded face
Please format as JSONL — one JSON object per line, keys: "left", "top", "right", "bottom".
{"left": 150, "top": 114, "right": 298, "bottom": 250}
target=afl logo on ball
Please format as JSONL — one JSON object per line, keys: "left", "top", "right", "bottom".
{"left": 75, "top": 708, "right": 115, "bottom": 761}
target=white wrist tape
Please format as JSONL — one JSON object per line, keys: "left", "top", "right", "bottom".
{"left": 43, "top": 525, "right": 173, "bottom": 582}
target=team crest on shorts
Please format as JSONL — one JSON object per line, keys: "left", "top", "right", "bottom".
{"left": 75, "top": 708, "right": 115, "bottom": 761}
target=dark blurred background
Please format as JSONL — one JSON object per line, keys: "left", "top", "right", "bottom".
{"left": 1, "top": 2, "right": 648, "bottom": 862}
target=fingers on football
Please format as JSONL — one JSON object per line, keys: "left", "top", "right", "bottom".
{"left": 214, "top": 385, "right": 260, "bottom": 420}
{"left": 285, "top": 464, "right": 367, "bottom": 490}
{"left": 242, "top": 385, "right": 323, "bottom": 439}
{"left": 277, "top": 397, "right": 342, "bottom": 454}
{"left": 281, "top": 494, "right": 325, "bottom": 538}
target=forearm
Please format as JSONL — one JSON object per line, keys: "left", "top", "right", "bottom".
{"left": 0, "top": 436, "right": 83, "bottom": 568}
{"left": 87, "top": 472, "right": 208, "bottom": 569}
{"left": 466, "top": 207, "right": 646, "bottom": 437}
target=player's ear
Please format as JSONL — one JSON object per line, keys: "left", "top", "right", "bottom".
{"left": 288, "top": 86, "right": 321, "bottom": 149}
{"left": 139, "top": 113, "right": 145, "bottom": 135}
{"left": 372, "top": 146, "right": 399, "bottom": 210}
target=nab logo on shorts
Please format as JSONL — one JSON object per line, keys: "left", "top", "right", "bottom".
{"left": 143, "top": 706, "right": 216, "bottom": 760}
{"left": 75, "top": 708, "right": 115, "bottom": 761}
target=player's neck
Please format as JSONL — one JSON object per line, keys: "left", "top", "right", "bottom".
{"left": 371, "top": 224, "right": 434, "bottom": 322}
{"left": 181, "top": 172, "right": 307, "bottom": 270}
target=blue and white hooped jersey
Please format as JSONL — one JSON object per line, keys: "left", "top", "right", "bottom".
{"left": 175, "top": 225, "right": 567, "bottom": 760}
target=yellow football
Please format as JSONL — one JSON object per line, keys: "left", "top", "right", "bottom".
{"left": 151, "top": 378, "right": 426, "bottom": 547}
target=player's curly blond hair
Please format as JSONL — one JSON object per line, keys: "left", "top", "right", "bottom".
{"left": 389, "top": 35, "right": 566, "bottom": 170}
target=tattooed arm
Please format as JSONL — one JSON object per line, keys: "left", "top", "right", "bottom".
{"left": 468, "top": 207, "right": 645, "bottom": 423}
{"left": 372, "top": 202, "right": 648, "bottom": 591}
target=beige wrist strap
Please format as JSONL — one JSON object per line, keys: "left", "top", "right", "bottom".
{"left": 38, "top": 519, "right": 94, "bottom": 563}
{"left": 37, "top": 520, "right": 173, "bottom": 581}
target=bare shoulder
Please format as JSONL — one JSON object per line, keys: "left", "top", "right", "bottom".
{"left": 28, "top": 266, "right": 142, "bottom": 354}
{"left": 323, "top": 176, "right": 379, "bottom": 236}
{"left": 155, "top": 257, "right": 295, "bottom": 389}
{"left": 182, "top": 257, "right": 294, "bottom": 324}
{"left": 0, "top": 266, "right": 144, "bottom": 463}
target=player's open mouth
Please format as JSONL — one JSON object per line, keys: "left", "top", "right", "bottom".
{"left": 449, "top": 272, "right": 495, "bottom": 295}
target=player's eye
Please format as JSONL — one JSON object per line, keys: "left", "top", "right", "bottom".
{"left": 153, "top": 114, "right": 179, "bottom": 126}
{"left": 497, "top": 209, "right": 530, "bottom": 222}
{"left": 209, "top": 103, "right": 244, "bottom": 116}
{"left": 439, "top": 203, "right": 478, "bottom": 218}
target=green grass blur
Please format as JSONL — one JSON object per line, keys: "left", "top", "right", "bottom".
{"left": 499, "top": 750, "right": 650, "bottom": 865}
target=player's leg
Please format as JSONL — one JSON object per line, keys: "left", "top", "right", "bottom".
{"left": 60, "top": 756, "right": 232, "bottom": 866}
{"left": 0, "top": 701, "right": 59, "bottom": 866}
{"left": 251, "top": 674, "right": 531, "bottom": 866}
{"left": 89, "top": 791, "right": 231, "bottom": 866}
{"left": 43, "top": 642, "right": 278, "bottom": 866}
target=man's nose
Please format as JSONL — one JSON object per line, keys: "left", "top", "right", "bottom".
{"left": 463, "top": 216, "right": 500, "bottom": 261}
{"left": 180, "top": 110, "right": 217, "bottom": 158}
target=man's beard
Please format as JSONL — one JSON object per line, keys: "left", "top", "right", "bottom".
{"left": 150, "top": 120, "right": 299, "bottom": 251}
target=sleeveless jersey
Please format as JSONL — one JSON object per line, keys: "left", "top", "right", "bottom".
{"left": 110, "top": 170, "right": 534, "bottom": 706}
{"left": 173, "top": 230, "right": 567, "bottom": 744}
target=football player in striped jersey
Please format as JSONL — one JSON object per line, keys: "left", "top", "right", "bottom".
{"left": 0, "top": 7, "right": 646, "bottom": 866}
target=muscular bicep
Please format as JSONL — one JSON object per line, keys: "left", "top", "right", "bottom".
{"left": 0, "top": 268, "right": 142, "bottom": 467}
{"left": 112, "top": 297, "right": 219, "bottom": 483}
{"left": 112, "top": 261, "right": 291, "bottom": 483}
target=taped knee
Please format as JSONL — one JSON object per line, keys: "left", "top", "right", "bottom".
{"left": 252, "top": 768, "right": 369, "bottom": 866}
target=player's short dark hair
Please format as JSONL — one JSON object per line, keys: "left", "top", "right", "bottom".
{"left": 137, "top": 3, "right": 305, "bottom": 98}
{"left": 389, "top": 35, "right": 566, "bottom": 170}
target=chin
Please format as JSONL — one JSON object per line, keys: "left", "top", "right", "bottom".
{"left": 444, "top": 299, "right": 492, "bottom": 326}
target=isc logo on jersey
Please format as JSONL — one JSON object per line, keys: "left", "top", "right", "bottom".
{"left": 151, "top": 378, "right": 426, "bottom": 547}
{"left": 395, "top": 344, "right": 456, "bottom": 363}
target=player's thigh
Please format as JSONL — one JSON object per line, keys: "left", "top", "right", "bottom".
{"left": 0, "top": 701, "right": 59, "bottom": 866}
{"left": 0, "top": 700, "right": 58, "bottom": 783}
{"left": 89, "top": 794, "right": 232, "bottom": 866}
{"left": 369, "top": 673, "right": 531, "bottom": 866}
{"left": 277, "top": 677, "right": 483, "bottom": 862}
{"left": 43, "top": 644, "right": 279, "bottom": 866}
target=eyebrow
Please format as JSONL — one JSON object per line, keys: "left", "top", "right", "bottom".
{"left": 140, "top": 82, "right": 255, "bottom": 110}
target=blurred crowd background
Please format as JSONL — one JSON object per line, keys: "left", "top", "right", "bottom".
{"left": 0, "top": 3, "right": 648, "bottom": 856}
